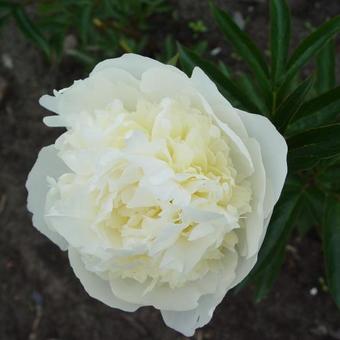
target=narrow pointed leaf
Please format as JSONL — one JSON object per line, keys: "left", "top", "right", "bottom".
{"left": 288, "top": 123, "right": 340, "bottom": 149}
{"left": 288, "top": 124, "right": 340, "bottom": 169}
{"left": 281, "top": 16, "right": 340, "bottom": 86}
{"left": 254, "top": 182, "right": 303, "bottom": 272}
{"left": 317, "top": 157, "right": 340, "bottom": 192}
{"left": 178, "top": 44, "right": 261, "bottom": 113}
{"left": 0, "top": 1, "right": 14, "bottom": 9}
{"left": 323, "top": 196, "right": 340, "bottom": 309}
{"left": 274, "top": 76, "right": 314, "bottom": 131}
{"left": 166, "top": 53, "right": 179, "bottom": 66}
{"left": 292, "top": 85, "right": 340, "bottom": 122}
{"left": 79, "top": 3, "right": 93, "bottom": 44}
{"left": 236, "top": 72, "right": 267, "bottom": 113}
{"left": 287, "top": 108, "right": 340, "bottom": 136}
{"left": 236, "top": 179, "right": 304, "bottom": 294}
{"left": 296, "top": 187, "right": 326, "bottom": 236}
{"left": 252, "top": 182, "right": 304, "bottom": 300}
{"left": 210, "top": 4, "right": 270, "bottom": 94}
{"left": 270, "top": 0, "right": 291, "bottom": 83}
{"left": 316, "top": 38, "right": 336, "bottom": 94}
{"left": 12, "top": 6, "right": 50, "bottom": 57}
{"left": 253, "top": 238, "right": 286, "bottom": 302}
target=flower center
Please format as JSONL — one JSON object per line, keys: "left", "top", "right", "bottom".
{"left": 48, "top": 96, "right": 252, "bottom": 288}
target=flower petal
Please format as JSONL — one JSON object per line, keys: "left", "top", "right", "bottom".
{"left": 237, "top": 138, "right": 266, "bottom": 258}
{"left": 237, "top": 109, "right": 288, "bottom": 211}
{"left": 230, "top": 211, "right": 272, "bottom": 289}
{"left": 91, "top": 53, "right": 183, "bottom": 79}
{"left": 68, "top": 247, "right": 140, "bottom": 312}
{"left": 190, "top": 67, "right": 248, "bottom": 139}
{"left": 26, "top": 145, "right": 69, "bottom": 250}
{"left": 108, "top": 261, "right": 224, "bottom": 312}
{"left": 161, "top": 252, "right": 237, "bottom": 336}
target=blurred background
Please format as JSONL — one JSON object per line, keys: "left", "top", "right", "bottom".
{"left": 0, "top": 0, "right": 340, "bottom": 339}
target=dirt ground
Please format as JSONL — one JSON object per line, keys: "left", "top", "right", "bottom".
{"left": 1, "top": 1, "right": 340, "bottom": 339}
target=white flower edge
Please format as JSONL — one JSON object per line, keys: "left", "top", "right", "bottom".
{"left": 26, "top": 146, "right": 142, "bottom": 312}
{"left": 68, "top": 247, "right": 141, "bottom": 312}
{"left": 161, "top": 69, "right": 287, "bottom": 337}
{"left": 28, "top": 54, "right": 288, "bottom": 337}
{"left": 26, "top": 145, "right": 69, "bottom": 250}
{"left": 160, "top": 108, "right": 287, "bottom": 334}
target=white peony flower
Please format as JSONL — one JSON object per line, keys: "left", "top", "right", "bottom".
{"left": 26, "top": 54, "right": 287, "bottom": 336}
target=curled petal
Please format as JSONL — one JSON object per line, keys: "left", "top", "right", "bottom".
{"left": 91, "top": 53, "right": 183, "bottom": 79}
{"left": 69, "top": 247, "right": 140, "bottom": 312}
{"left": 26, "top": 146, "right": 69, "bottom": 250}
{"left": 237, "top": 109, "right": 288, "bottom": 214}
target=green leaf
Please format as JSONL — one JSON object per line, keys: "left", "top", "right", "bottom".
{"left": 235, "top": 72, "right": 267, "bottom": 113}
{"left": 178, "top": 44, "right": 261, "bottom": 113}
{"left": 292, "top": 85, "right": 340, "bottom": 123}
{"left": 287, "top": 109, "right": 340, "bottom": 136}
{"left": 66, "top": 48, "right": 95, "bottom": 66}
{"left": 317, "top": 158, "right": 340, "bottom": 193}
{"left": 236, "top": 179, "right": 304, "bottom": 296}
{"left": 166, "top": 53, "right": 179, "bottom": 66}
{"left": 274, "top": 76, "right": 314, "bottom": 131}
{"left": 210, "top": 4, "right": 271, "bottom": 95}
{"left": 288, "top": 124, "right": 340, "bottom": 170}
{"left": 0, "top": 1, "right": 14, "bottom": 9}
{"left": 270, "top": 0, "right": 291, "bottom": 84}
{"left": 288, "top": 123, "right": 340, "bottom": 150}
{"left": 323, "top": 196, "right": 340, "bottom": 309}
{"left": 295, "top": 203, "right": 314, "bottom": 236}
{"left": 315, "top": 38, "right": 336, "bottom": 94}
{"left": 253, "top": 237, "right": 286, "bottom": 302}
{"left": 218, "top": 61, "right": 231, "bottom": 78}
{"left": 0, "top": 13, "right": 9, "bottom": 28}
{"left": 254, "top": 181, "right": 303, "bottom": 273}
{"left": 12, "top": 6, "right": 50, "bottom": 57}
{"left": 79, "top": 3, "right": 93, "bottom": 44}
{"left": 304, "top": 187, "right": 327, "bottom": 224}
{"left": 281, "top": 16, "right": 340, "bottom": 87}
{"left": 294, "top": 187, "right": 325, "bottom": 236}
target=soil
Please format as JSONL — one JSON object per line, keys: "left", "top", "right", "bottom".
{"left": 0, "top": 1, "right": 340, "bottom": 340}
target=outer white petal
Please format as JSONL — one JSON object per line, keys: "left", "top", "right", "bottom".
{"left": 230, "top": 211, "right": 273, "bottom": 290}
{"left": 236, "top": 109, "right": 288, "bottom": 211}
{"left": 26, "top": 145, "right": 69, "bottom": 250}
{"left": 91, "top": 53, "right": 183, "bottom": 79}
{"left": 44, "top": 176, "right": 101, "bottom": 254}
{"left": 237, "top": 138, "right": 266, "bottom": 258}
{"left": 190, "top": 67, "right": 248, "bottom": 139}
{"left": 160, "top": 211, "right": 271, "bottom": 338}
{"left": 68, "top": 247, "right": 140, "bottom": 312}
{"left": 108, "top": 267, "right": 220, "bottom": 312}
{"left": 40, "top": 69, "right": 141, "bottom": 127}
{"left": 161, "top": 252, "right": 237, "bottom": 336}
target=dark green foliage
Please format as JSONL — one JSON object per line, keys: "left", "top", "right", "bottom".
{"left": 323, "top": 196, "right": 340, "bottom": 309}
{"left": 1, "top": 0, "right": 340, "bottom": 315}
{"left": 1, "top": 0, "right": 173, "bottom": 65}
{"left": 179, "top": 0, "right": 340, "bottom": 310}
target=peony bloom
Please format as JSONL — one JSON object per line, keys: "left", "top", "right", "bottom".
{"left": 26, "top": 54, "right": 287, "bottom": 336}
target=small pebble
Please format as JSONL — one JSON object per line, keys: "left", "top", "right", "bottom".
{"left": 309, "top": 287, "right": 318, "bottom": 296}
{"left": 32, "top": 291, "right": 44, "bottom": 306}
{"left": 2, "top": 54, "right": 13, "bottom": 69}
{"left": 233, "top": 11, "right": 246, "bottom": 30}
{"left": 210, "top": 47, "right": 222, "bottom": 56}
{"left": 63, "top": 34, "right": 77, "bottom": 52}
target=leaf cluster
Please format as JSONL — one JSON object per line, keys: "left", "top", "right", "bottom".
{"left": 0, "top": 0, "right": 171, "bottom": 65}
{"left": 179, "top": 0, "right": 340, "bottom": 309}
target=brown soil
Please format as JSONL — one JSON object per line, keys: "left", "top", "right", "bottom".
{"left": 1, "top": 1, "right": 339, "bottom": 339}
